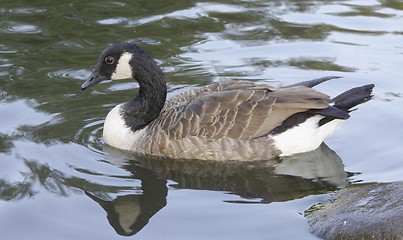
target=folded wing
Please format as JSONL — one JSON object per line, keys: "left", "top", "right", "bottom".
{"left": 157, "top": 81, "right": 334, "bottom": 140}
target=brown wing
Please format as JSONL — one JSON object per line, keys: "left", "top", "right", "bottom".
{"left": 162, "top": 81, "right": 258, "bottom": 111}
{"left": 156, "top": 81, "right": 332, "bottom": 140}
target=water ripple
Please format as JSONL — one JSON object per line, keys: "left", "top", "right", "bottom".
{"left": 0, "top": 21, "right": 42, "bottom": 34}
{"left": 48, "top": 69, "right": 91, "bottom": 80}
{"left": 1, "top": 7, "right": 47, "bottom": 15}
{"left": 75, "top": 118, "right": 104, "bottom": 153}
{"left": 97, "top": 17, "right": 127, "bottom": 25}
{"left": 282, "top": 3, "right": 402, "bottom": 34}
{"left": 127, "top": 2, "right": 246, "bottom": 27}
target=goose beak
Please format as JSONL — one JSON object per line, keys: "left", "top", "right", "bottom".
{"left": 81, "top": 70, "right": 107, "bottom": 91}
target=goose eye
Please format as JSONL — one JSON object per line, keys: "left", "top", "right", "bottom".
{"left": 105, "top": 56, "right": 114, "bottom": 64}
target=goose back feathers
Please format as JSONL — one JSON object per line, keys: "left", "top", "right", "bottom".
{"left": 81, "top": 42, "right": 374, "bottom": 161}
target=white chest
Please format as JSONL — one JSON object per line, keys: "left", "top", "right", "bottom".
{"left": 103, "top": 104, "right": 146, "bottom": 150}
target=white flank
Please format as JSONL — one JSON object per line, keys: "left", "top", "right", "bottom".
{"left": 111, "top": 52, "right": 133, "bottom": 80}
{"left": 103, "top": 104, "right": 146, "bottom": 150}
{"left": 271, "top": 115, "right": 345, "bottom": 156}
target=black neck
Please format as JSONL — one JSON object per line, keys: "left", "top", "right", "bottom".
{"left": 121, "top": 55, "right": 167, "bottom": 132}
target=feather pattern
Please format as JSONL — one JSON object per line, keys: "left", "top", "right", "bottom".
{"left": 81, "top": 42, "right": 374, "bottom": 161}
{"left": 126, "top": 80, "right": 351, "bottom": 160}
{"left": 160, "top": 81, "right": 332, "bottom": 140}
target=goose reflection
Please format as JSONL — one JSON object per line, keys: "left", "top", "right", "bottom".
{"left": 85, "top": 165, "right": 167, "bottom": 236}
{"left": 88, "top": 143, "right": 347, "bottom": 236}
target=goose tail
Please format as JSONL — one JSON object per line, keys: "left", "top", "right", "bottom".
{"left": 318, "top": 84, "right": 374, "bottom": 126}
{"left": 271, "top": 83, "right": 374, "bottom": 157}
{"left": 332, "top": 84, "right": 375, "bottom": 111}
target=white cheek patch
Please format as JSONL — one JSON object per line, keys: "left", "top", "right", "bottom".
{"left": 111, "top": 52, "right": 133, "bottom": 80}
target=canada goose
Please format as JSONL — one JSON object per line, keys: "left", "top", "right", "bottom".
{"left": 81, "top": 42, "right": 374, "bottom": 161}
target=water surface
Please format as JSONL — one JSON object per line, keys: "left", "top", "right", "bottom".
{"left": 1, "top": 0, "right": 403, "bottom": 239}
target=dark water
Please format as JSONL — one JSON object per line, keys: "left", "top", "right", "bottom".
{"left": 1, "top": 0, "right": 403, "bottom": 239}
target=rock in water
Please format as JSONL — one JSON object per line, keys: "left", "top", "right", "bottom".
{"left": 306, "top": 182, "right": 403, "bottom": 239}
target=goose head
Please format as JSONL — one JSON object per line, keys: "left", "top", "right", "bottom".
{"left": 81, "top": 42, "right": 167, "bottom": 133}
{"left": 81, "top": 42, "right": 160, "bottom": 91}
